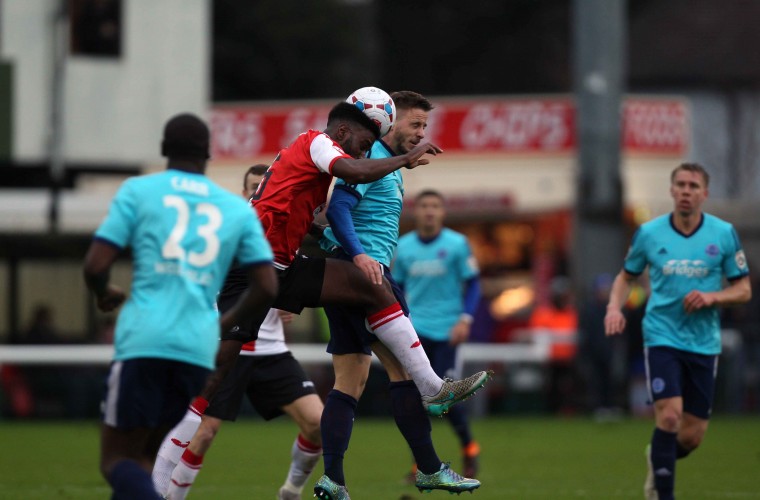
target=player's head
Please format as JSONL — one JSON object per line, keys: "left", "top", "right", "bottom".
{"left": 242, "top": 164, "right": 268, "bottom": 200}
{"left": 670, "top": 162, "right": 709, "bottom": 187}
{"left": 670, "top": 162, "right": 709, "bottom": 216}
{"left": 413, "top": 189, "right": 446, "bottom": 234}
{"left": 325, "top": 102, "right": 380, "bottom": 159}
{"left": 384, "top": 91, "right": 434, "bottom": 155}
{"left": 161, "top": 113, "right": 210, "bottom": 171}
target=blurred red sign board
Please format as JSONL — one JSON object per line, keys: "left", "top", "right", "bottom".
{"left": 211, "top": 97, "right": 688, "bottom": 160}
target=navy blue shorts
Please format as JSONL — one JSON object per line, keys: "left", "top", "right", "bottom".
{"left": 324, "top": 252, "right": 409, "bottom": 355}
{"left": 205, "top": 352, "right": 317, "bottom": 422}
{"left": 645, "top": 345, "right": 718, "bottom": 419}
{"left": 420, "top": 336, "right": 462, "bottom": 380}
{"left": 101, "top": 358, "right": 210, "bottom": 430}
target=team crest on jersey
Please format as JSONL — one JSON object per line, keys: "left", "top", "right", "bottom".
{"left": 437, "top": 249, "right": 447, "bottom": 259}
{"left": 705, "top": 244, "right": 719, "bottom": 257}
{"left": 735, "top": 250, "right": 748, "bottom": 270}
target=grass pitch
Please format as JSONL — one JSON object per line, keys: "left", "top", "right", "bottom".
{"left": 1, "top": 416, "right": 758, "bottom": 499}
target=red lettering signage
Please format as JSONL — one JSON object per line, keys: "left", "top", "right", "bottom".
{"left": 210, "top": 96, "right": 688, "bottom": 160}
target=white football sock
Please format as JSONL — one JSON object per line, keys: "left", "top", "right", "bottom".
{"left": 283, "top": 434, "right": 322, "bottom": 492}
{"left": 152, "top": 397, "right": 207, "bottom": 495}
{"left": 165, "top": 448, "right": 203, "bottom": 500}
{"left": 368, "top": 303, "right": 443, "bottom": 397}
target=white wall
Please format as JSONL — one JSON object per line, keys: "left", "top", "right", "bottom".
{"left": 1, "top": 0, "right": 210, "bottom": 164}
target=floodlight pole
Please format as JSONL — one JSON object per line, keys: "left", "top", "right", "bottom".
{"left": 572, "top": 1, "right": 627, "bottom": 310}
{"left": 48, "top": 0, "right": 68, "bottom": 234}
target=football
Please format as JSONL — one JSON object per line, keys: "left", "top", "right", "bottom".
{"left": 346, "top": 86, "right": 395, "bottom": 137}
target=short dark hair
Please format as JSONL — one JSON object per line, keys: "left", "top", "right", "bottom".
{"left": 161, "top": 113, "right": 210, "bottom": 160}
{"left": 671, "top": 162, "right": 710, "bottom": 187}
{"left": 391, "top": 91, "right": 433, "bottom": 112}
{"left": 243, "top": 164, "right": 268, "bottom": 188}
{"left": 328, "top": 101, "right": 380, "bottom": 140}
{"left": 415, "top": 189, "right": 445, "bottom": 204}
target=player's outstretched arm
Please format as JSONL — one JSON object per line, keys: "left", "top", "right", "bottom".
{"left": 332, "top": 142, "right": 443, "bottom": 184}
{"left": 219, "top": 263, "right": 278, "bottom": 333}
{"left": 83, "top": 240, "right": 126, "bottom": 312}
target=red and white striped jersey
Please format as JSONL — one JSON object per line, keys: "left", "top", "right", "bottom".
{"left": 251, "top": 130, "right": 351, "bottom": 269}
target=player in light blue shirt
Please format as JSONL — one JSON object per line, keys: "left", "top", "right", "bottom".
{"left": 394, "top": 210, "right": 480, "bottom": 343}
{"left": 315, "top": 91, "right": 482, "bottom": 497}
{"left": 83, "top": 114, "right": 277, "bottom": 500}
{"left": 393, "top": 189, "right": 482, "bottom": 478}
{"left": 605, "top": 163, "right": 750, "bottom": 500}
{"left": 320, "top": 140, "right": 403, "bottom": 269}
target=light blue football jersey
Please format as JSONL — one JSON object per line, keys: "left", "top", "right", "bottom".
{"left": 95, "top": 170, "right": 273, "bottom": 369}
{"left": 624, "top": 213, "right": 749, "bottom": 355}
{"left": 393, "top": 228, "right": 479, "bottom": 341}
{"left": 321, "top": 140, "right": 403, "bottom": 267}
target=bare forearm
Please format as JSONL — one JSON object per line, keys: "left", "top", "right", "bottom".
{"left": 336, "top": 156, "right": 408, "bottom": 184}
{"left": 713, "top": 276, "right": 752, "bottom": 306}
{"left": 607, "top": 271, "right": 635, "bottom": 311}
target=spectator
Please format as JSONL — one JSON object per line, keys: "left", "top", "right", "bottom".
{"left": 528, "top": 276, "right": 578, "bottom": 413}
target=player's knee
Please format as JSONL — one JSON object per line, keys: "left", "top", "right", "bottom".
{"left": 657, "top": 408, "right": 682, "bottom": 432}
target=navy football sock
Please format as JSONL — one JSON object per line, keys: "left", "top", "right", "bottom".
{"left": 389, "top": 380, "right": 441, "bottom": 474}
{"left": 651, "top": 428, "right": 677, "bottom": 500}
{"left": 109, "top": 459, "right": 161, "bottom": 500}
{"left": 321, "top": 389, "right": 358, "bottom": 486}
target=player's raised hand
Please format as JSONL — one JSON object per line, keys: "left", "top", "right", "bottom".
{"left": 96, "top": 284, "right": 126, "bottom": 312}
{"left": 604, "top": 307, "right": 626, "bottom": 336}
{"left": 353, "top": 253, "right": 384, "bottom": 286}
{"left": 404, "top": 142, "right": 443, "bottom": 169}
{"left": 449, "top": 319, "right": 471, "bottom": 346}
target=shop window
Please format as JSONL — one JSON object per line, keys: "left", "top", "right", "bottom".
{"left": 69, "top": 0, "right": 122, "bottom": 57}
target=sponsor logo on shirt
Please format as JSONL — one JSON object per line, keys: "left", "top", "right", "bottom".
{"left": 408, "top": 259, "right": 447, "bottom": 277}
{"left": 661, "top": 259, "right": 709, "bottom": 278}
